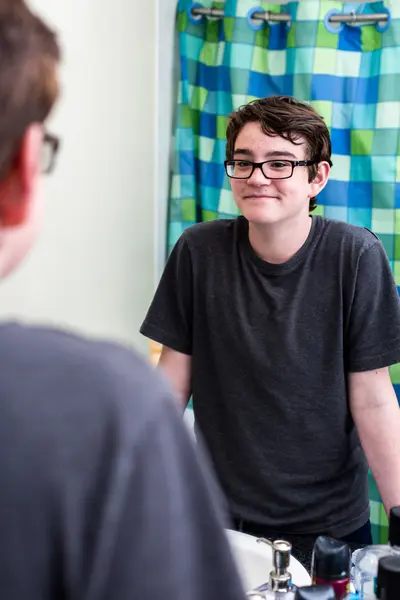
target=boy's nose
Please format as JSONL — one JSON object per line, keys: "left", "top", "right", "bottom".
{"left": 247, "top": 165, "right": 272, "bottom": 185}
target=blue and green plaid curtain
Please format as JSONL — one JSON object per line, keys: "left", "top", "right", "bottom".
{"left": 169, "top": 0, "right": 400, "bottom": 543}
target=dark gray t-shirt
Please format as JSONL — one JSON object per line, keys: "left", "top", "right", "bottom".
{"left": 0, "top": 322, "right": 246, "bottom": 600}
{"left": 140, "top": 215, "right": 400, "bottom": 537}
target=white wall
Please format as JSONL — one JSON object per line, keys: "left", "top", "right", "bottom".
{"left": 155, "top": 0, "right": 178, "bottom": 280}
{"left": 0, "top": 0, "right": 157, "bottom": 355}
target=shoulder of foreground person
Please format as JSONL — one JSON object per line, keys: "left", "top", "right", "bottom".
{"left": 0, "top": 320, "right": 168, "bottom": 424}
{"left": 0, "top": 322, "right": 246, "bottom": 600}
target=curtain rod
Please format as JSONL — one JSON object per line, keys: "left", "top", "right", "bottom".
{"left": 190, "top": 7, "right": 389, "bottom": 24}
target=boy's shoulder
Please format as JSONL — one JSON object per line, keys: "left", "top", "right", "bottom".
{"left": 180, "top": 218, "right": 240, "bottom": 246}
{"left": 317, "top": 215, "right": 380, "bottom": 254}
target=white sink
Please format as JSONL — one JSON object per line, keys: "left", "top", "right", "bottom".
{"left": 226, "top": 529, "right": 311, "bottom": 593}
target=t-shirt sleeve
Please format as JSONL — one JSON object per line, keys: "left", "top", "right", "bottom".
{"left": 99, "top": 395, "right": 246, "bottom": 600}
{"left": 140, "top": 234, "right": 193, "bottom": 355}
{"left": 346, "top": 240, "right": 400, "bottom": 372}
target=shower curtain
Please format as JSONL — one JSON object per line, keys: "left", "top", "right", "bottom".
{"left": 168, "top": 0, "right": 400, "bottom": 543}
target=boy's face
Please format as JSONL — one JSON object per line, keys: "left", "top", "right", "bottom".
{"left": 229, "top": 121, "right": 329, "bottom": 227}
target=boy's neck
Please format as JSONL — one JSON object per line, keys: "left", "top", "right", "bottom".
{"left": 248, "top": 213, "right": 313, "bottom": 265}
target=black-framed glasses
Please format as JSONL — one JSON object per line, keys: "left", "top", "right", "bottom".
{"left": 42, "top": 131, "right": 60, "bottom": 174}
{"left": 224, "top": 159, "right": 319, "bottom": 180}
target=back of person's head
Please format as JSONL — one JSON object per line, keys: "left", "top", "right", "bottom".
{"left": 226, "top": 95, "right": 333, "bottom": 211}
{"left": 0, "top": 0, "right": 61, "bottom": 279}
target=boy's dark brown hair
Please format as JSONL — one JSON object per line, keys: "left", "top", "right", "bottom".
{"left": 226, "top": 95, "right": 333, "bottom": 211}
{"left": 0, "top": 0, "right": 61, "bottom": 179}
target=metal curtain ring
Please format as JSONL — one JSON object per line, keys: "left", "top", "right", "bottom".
{"left": 187, "top": 3, "right": 204, "bottom": 24}
{"left": 376, "top": 7, "right": 391, "bottom": 33}
{"left": 247, "top": 6, "right": 265, "bottom": 31}
{"left": 324, "top": 8, "right": 344, "bottom": 34}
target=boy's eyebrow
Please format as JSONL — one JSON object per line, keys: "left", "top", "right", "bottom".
{"left": 233, "top": 148, "right": 298, "bottom": 159}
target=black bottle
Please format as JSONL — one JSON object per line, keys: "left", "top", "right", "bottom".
{"left": 375, "top": 554, "right": 400, "bottom": 599}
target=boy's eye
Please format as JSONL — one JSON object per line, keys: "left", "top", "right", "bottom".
{"left": 269, "top": 161, "right": 290, "bottom": 169}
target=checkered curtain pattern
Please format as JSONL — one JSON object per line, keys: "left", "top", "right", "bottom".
{"left": 169, "top": 0, "right": 399, "bottom": 542}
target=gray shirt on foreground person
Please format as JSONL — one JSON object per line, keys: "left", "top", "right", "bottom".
{"left": 0, "top": 322, "right": 246, "bottom": 600}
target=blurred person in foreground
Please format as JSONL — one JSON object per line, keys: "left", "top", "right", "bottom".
{"left": 0, "top": 2, "right": 246, "bottom": 599}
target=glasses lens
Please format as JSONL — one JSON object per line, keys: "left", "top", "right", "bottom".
{"left": 41, "top": 141, "right": 53, "bottom": 173}
{"left": 263, "top": 160, "right": 292, "bottom": 179}
{"left": 226, "top": 160, "right": 253, "bottom": 179}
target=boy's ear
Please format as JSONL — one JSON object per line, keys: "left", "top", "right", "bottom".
{"left": 309, "top": 161, "right": 330, "bottom": 199}
{"left": 0, "top": 124, "right": 42, "bottom": 227}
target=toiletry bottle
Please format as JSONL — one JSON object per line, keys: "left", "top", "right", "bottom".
{"left": 246, "top": 539, "right": 343, "bottom": 599}
{"left": 311, "top": 536, "right": 351, "bottom": 600}
{"left": 374, "top": 554, "right": 400, "bottom": 599}
{"left": 352, "top": 506, "right": 400, "bottom": 598}
{"left": 249, "top": 538, "right": 295, "bottom": 596}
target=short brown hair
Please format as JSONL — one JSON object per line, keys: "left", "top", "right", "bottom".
{"left": 0, "top": 0, "right": 61, "bottom": 179}
{"left": 226, "top": 95, "right": 332, "bottom": 211}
